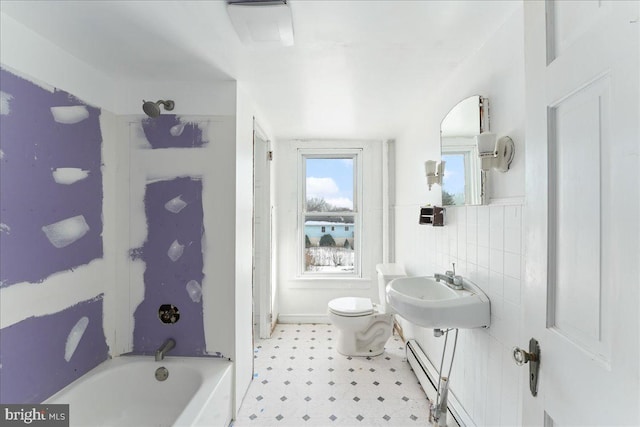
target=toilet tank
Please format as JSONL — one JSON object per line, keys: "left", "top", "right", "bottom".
{"left": 375, "top": 263, "right": 406, "bottom": 311}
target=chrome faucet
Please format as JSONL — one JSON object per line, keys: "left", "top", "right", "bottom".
{"left": 434, "top": 263, "right": 464, "bottom": 290}
{"left": 155, "top": 338, "right": 176, "bottom": 362}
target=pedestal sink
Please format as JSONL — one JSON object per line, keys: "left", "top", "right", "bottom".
{"left": 386, "top": 276, "right": 490, "bottom": 329}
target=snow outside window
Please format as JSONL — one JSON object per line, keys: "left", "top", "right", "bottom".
{"left": 299, "top": 150, "right": 362, "bottom": 277}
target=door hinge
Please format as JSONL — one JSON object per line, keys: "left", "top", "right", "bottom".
{"left": 268, "top": 151, "right": 273, "bottom": 161}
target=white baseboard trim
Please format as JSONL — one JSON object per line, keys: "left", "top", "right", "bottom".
{"left": 277, "top": 314, "right": 330, "bottom": 324}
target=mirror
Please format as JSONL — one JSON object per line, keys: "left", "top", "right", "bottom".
{"left": 440, "top": 96, "right": 489, "bottom": 206}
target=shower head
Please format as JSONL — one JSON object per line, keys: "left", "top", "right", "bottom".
{"left": 142, "top": 100, "right": 175, "bottom": 118}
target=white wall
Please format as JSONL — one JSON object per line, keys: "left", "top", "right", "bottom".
{"left": 0, "top": 12, "right": 118, "bottom": 112}
{"left": 2, "top": 10, "right": 265, "bottom": 418}
{"left": 234, "top": 83, "right": 275, "bottom": 414}
{"left": 393, "top": 5, "right": 525, "bottom": 426}
{"left": 116, "top": 78, "right": 236, "bottom": 116}
{"left": 274, "top": 139, "right": 384, "bottom": 322}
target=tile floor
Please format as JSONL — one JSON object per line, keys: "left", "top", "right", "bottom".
{"left": 234, "top": 324, "right": 432, "bottom": 426}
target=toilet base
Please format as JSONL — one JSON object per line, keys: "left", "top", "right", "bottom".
{"left": 330, "top": 313, "right": 394, "bottom": 357}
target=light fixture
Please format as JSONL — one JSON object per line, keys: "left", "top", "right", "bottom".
{"left": 425, "top": 160, "right": 446, "bottom": 191}
{"left": 227, "top": 0, "right": 294, "bottom": 46}
{"left": 475, "top": 132, "right": 515, "bottom": 172}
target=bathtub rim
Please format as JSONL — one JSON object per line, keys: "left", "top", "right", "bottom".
{"left": 44, "top": 355, "right": 234, "bottom": 427}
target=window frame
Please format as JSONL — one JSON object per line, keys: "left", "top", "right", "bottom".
{"left": 441, "top": 138, "right": 482, "bottom": 206}
{"left": 298, "top": 148, "right": 363, "bottom": 278}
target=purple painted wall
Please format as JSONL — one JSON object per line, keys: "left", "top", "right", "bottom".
{"left": 0, "top": 295, "right": 109, "bottom": 403}
{"left": 132, "top": 177, "right": 207, "bottom": 355}
{"left": 0, "top": 67, "right": 103, "bottom": 287}
{"left": 141, "top": 115, "right": 207, "bottom": 149}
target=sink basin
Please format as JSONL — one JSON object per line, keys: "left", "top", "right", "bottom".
{"left": 386, "top": 276, "right": 490, "bottom": 329}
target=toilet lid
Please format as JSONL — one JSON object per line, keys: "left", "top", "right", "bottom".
{"left": 328, "top": 297, "right": 374, "bottom": 317}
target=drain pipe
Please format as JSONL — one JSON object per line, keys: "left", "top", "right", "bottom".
{"left": 437, "top": 377, "right": 450, "bottom": 427}
{"left": 430, "top": 328, "right": 459, "bottom": 427}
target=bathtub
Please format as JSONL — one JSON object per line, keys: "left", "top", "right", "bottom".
{"left": 45, "top": 356, "right": 233, "bottom": 427}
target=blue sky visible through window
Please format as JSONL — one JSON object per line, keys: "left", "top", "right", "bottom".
{"left": 442, "top": 153, "right": 465, "bottom": 204}
{"left": 306, "top": 158, "right": 353, "bottom": 210}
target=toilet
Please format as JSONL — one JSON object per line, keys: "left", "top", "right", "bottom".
{"left": 327, "top": 263, "right": 406, "bottom": 357}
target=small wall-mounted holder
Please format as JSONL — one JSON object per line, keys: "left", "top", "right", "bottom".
{"left": 425, "top": 160, "right": 446, "bottom": 191}
{"left": 419, "top": 206, "right": 445, "bottom": 226}
{"left": 475, "top": 132, "right": 515, "bottom": 172}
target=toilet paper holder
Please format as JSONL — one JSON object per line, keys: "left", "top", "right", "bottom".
{"left": 419, "top": 206, "right": 445, "bottom": 226}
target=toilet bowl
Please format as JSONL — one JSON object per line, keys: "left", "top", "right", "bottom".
{"left": 327, "top": 263, "right": 406, "bottom": 357}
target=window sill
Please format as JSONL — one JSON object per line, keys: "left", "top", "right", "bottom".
{"left": 288, "top": 277, "right": 372, "bottom": 289}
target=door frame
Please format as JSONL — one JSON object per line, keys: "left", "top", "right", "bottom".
{"left": 252, "top": 118, "right": 273, "bottom": 340}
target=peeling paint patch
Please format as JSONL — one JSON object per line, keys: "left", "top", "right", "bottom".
{"left": 141, "top": 115, "right": 208, "bottom": 149}
{"left": 52, "top": 167, "right": 90, "bottom": 185}
{"left": 164, "top": 195, "right": 187, "bottom": 213}
{"left": 42, "top": 215, "right": 90, "bottom": 248}
{"left": 0, "top": 67, "right": 103, "bottom": 286}
{"left": 50, "top": 105, "right": 89, "bottom": 124}
{"left": 167, "top": 239, "right": 185, "bottom": 262}
{"left": 132, "top": 177, "right": 206, "bottom": 356}
{"left": 0, "top": 295, "right": 108, "bottom": 403}
{"left": 170, "top": 122, "right": 186, "bottom": 136}
{"left": 186, "top": 280, "right": 202, "bottom": 303}
{"left": 0, "top": 91, "right": 13, "bottom": 115}
{"left": 64, "top": 316, "right": 89, "bottom": 362}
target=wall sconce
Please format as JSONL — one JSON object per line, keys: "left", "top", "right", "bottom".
{"left": 425, "top": 160, "right": 446, "bottom": 191}
{"left": 475, "top": 132, "right": 515, "bottom": 172}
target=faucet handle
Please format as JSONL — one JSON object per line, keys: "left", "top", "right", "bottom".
{"left": 445, "top": 270, "right": 454, "bottom": 278}
{"left": 453, "top": 276, "right": 463, "bottom": 287}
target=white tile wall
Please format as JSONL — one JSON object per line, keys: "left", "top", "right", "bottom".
{"left": 395, "top": 203, "right": 524, "bottom": 426}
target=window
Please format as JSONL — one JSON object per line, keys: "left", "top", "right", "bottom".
{"left": 441, "top": 139, "right": 482, "bottom": 206}
{"left": 300, "top": 149, "right": 361, "bottom": 277}
{"left": 441, "top": 152, "right": 467, "bottom": 206}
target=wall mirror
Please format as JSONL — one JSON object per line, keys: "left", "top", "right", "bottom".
{"left": 440, "top": 95, "right": 489, "bottom": 206}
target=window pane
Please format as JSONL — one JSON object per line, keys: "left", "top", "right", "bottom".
{"left": 304, "top": 216, "right": 355, "bottom": 273}
{"left": 442, "top": 153, "right": 466, "bottom": 206}
{"left": 306, "top": 158, "right": 354, "bottom": 212}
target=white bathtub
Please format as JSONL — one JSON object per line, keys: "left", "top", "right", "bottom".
{"left": 45, "top": 356, "right": 233, "bottom": 427}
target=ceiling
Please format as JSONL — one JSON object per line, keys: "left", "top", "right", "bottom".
{"left": 1, "top": 1, "right": 519, "bottom": 140}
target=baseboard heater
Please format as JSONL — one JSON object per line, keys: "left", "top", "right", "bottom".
{"left": 406, "top": 339, "right": 474, "bottom": 427}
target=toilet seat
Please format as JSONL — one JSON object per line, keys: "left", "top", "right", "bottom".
{"left": 328, "top": 297, "right": 374, "bottom": 317}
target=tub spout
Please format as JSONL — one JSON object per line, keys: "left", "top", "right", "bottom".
{"left": 155, "top": 338, "right": 176, "bottom": 362}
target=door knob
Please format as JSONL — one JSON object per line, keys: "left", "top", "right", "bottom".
{"left": 512, "top": 346, "right": 538, "bottom": 365}
{"left": 513, "top": 338, "right": 540, "bottom": 396}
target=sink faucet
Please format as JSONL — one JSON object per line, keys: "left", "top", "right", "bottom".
{"left": 155, "top": 338, "right": 176, "bottom": 362}
{"left": 434, "top": 263, "right": 464, "bottom": 290}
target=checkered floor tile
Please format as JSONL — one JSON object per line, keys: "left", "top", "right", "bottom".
{"left": 233, "top": 324, "right": 431, "bottom": 426}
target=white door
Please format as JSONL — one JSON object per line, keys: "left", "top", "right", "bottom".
{"left": 523, "top": 1, "right": 639, "bottom": 425}
{"left": 253, "top": 122, "right": 273, "bottom": 339}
